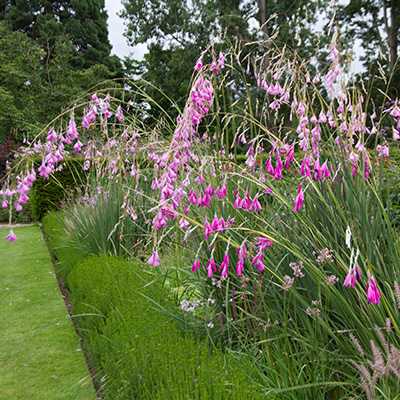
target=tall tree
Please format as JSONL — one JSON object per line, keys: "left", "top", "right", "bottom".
{"left": 0, "top": 22, "right": 116, "bottom": 142}
{"left": 338, "top": 0, "right": 400, "bottom": 98}
{"left": 121, "top": 0, "right": 323, "bottom": 117}
{"left": 1, "top": 0, "right": 120, "bottom": 71}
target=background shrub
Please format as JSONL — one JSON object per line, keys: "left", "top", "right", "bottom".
{"left": 31, "top": 157, "right": 87, "bottom": 220}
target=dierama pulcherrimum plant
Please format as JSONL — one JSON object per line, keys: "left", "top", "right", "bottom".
{"left": 2, "top": 9, "right": 400, "bottom": 397}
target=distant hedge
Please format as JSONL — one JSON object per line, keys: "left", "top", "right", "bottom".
{"left": 31, "top": 157, "right": 87, "bottom": 220}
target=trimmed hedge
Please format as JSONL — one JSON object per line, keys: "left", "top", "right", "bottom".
{"left": 42, "top": 213, "right": 265, "bottom": 399}
{"left": 31, "top": 157, "right": 87, "bottom": 220}
{"left": 42, "top": 212, "right": 85, "bottom": 284}
{"left": 68, "top": 255, "right": 264, "bottom": 399}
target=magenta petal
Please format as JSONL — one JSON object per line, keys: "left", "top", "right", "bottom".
{"left": 191, "top": 258, "right": 200, "bottom": 272}
{"left": 6, "top": 229, "right": 17, "bottom": 242}
{"left": 343, "top": 271, "right": 352, "bottom": 287}
{"left": 147, "top": 251, "right": 160, "bottom": 267}
{"left": 356, "top": 264, "right": 361, "bottom": 280}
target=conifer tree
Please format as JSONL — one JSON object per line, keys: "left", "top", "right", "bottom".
{"left": 1, "top": 0, "right": 117, "bottom": 70}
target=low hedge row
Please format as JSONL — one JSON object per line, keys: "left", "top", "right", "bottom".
{"left": 42, "top": 212, "right": 265, "bottom": 399}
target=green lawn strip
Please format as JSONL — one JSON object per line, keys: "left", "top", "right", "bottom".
{"left": 0, "top": 225, "right": 97, "bottom": 400}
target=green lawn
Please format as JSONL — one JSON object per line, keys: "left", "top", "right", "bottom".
{"left": 0, "top": 225, "right": 97, "bottom": 400}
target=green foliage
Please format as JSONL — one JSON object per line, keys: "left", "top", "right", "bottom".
{"left": 41, "top": 212, "right": 84, "bottom": 284}
{"left": 1, "top": 0, "right": 118, "bottom": 71}
{"left": 0, "top": 199, "right": 33, "bottom": 223}
{"left": 0, "top": 22, "right": 119, "bottom": 142}
{"left": 121, "top": 0, "right": 325, "bottom": 119}
{"left": 66, "top": 254, "right": 264, "bottom": 399}
{"left": 57, "top": 164, "right": 153, "bottom": 259}
{"left": 31, "top": 158, "right": 87, "bottom": 220}
{"left": 0, "top": 23, "right": 45, "bottom": 141}
{"left": 42, "top": 212, "right": 264, "bottom": 398}
{"left": 381, "top": 148, "right": 400, "bottom": 230}
{"left": 337, "top": 0, "right": 400, "bottom": 98}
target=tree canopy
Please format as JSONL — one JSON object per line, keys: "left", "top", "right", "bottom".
{"left": 1, "top": 0, "right": 120, "bottom": 71}
{"left": 338, "top": 0, "right": 399, "bottom": 98}
{"left": 120, "top": 0, "right": 324, "bottom": 117}
{"left": 0, "top": 1, "right": 122, "bottom": 143}
{"left": 0, "top": 22, "right": 117, "bottom": 142}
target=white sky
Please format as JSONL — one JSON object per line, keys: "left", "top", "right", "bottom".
{"left": 104, "top": 0, "right": 147, "bottom": 60}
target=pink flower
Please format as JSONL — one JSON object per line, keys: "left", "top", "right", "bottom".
{"left": 284, "top": 145, "right": 294, "bottom": 169}
{"left": 393, "top": 127, "right": 400, "bottom": 141}
{"left": 6, "top": 229, "right": 17, "bottom": 242}
{"left": 116, "top": 105, "right": 124, "bottom": 122}
{"left": 299, "top": 155, "right": 311, "bottom": 177}
{"left": 256, "top": 238, "right": 273, "bottom": 253}
{"left": 46, "top": 128, "right": 57, "bottom": 143}
{"left": 296, "top": 102, "right": 306, "bottom": 116}
{"left": 210, "top": 60, "right": 219, "bottom": 74}
{"left": 218, "top": 185, "right": 227, "bottom": 198}
{"left": 179, "top": 217, "right": 189, "bottom": 230}
{"left": 189, "top": 189, "right": 197, "bottom": 204}
{"left": 204, "top": 218, "right": 213, "bottom": 239}
{"left": 377, "top": 144, "right": 389, "bottom": 158}
{"left": 313, "top": 158, "right": 322, "bottom": 179}
{"left": 249, "top": 195, "right": 262, "bottom": 211}
{"left": 313, "top": 74, "right": 320, "bottom": 84}
{"left": 218, "top": 52, "right": 225, "bottom": 68}
{"left": 235, "top": 244, "right": 246, "bottom": 276}
{"left": 207, "top": 256, "right": 216, "bottom": 277}
{"left": 390, "top": 102, "right": 400, "bottom": 118}
{"left": 66, "top": 117, "right": 79, "bottom": 140}
{"left": 147, "top": 251, "right": 160, "bottom": 267}
{"left": 251, "top": 250, "right": 265, "bottom": 271}
{"left": 320, "top": 160, "right": 331, "bottom": 178}
{"left": 366, "top": 275, "right": 381, "bottom": 304}
{"left": 349, "top": 151, "right": 360, "bottom": 164}
{"left": 343, "top": 268, "right": 358, "bottom": 288}
{"left": 211, "top": 214, "right": 222, "bottom": 232}
{"left": 91, "top": 93, "right": 100, "bottom": 105}
{"left": 293, "top": 185, "right": 304, "bottom": 212}
{"left": 274, "top": 154, "right": 283, "bottom": 180}
{"left": 219, "top": 253, "right": 230, "bottom": 279}
{"left": 265, "top": 157, "right": 275, "bottom": 175}
{"left": 73, "top": 140, "right": 83, "bottom": 153}
{"left": 194, "top": 57, "right": 203, "bottom": 71}
{"left": 318, "top": 111, "right": 327, "bottom": 123}
{"left": 236, "top": 257, "right": 244, "bottom": 276}
{"left": 192, "top": 258, "right": 200, "bottom": 272}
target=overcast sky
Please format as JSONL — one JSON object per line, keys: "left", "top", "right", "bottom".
{"left": 104, "top": 0, "right": 147, "bottom": 60}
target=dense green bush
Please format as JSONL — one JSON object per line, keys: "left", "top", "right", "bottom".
{"left": 67, "top": 254, "right": 263, "bottom": 399}
{"left": 31, "top": 157, "right": 87, "bottom": 220}
{"left": 42, "top": 214, "right": 263, "bottom": 399}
